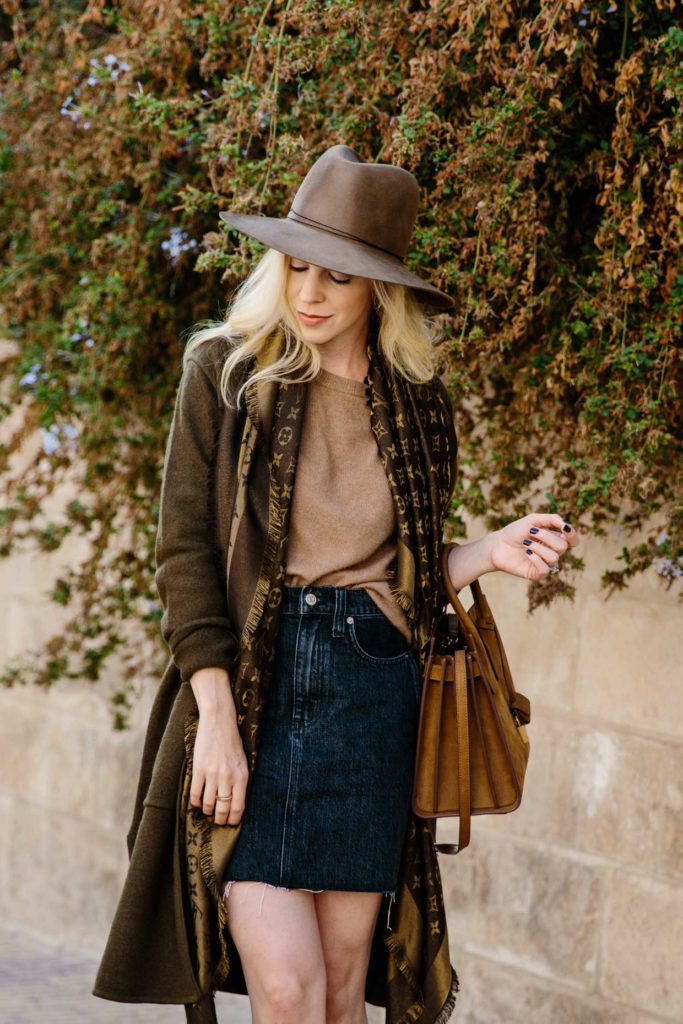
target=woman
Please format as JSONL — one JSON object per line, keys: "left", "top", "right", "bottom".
{"left": 93, "top": 145, "right": 578, "bottom": 1023}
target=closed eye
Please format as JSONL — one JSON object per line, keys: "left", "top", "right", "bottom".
{"left": 290, "top": 265, "right": 351, "bottom": 285}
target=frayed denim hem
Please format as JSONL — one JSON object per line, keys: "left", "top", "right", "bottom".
{"left": 220, "top": 879, "right": 397, "bottom": 928}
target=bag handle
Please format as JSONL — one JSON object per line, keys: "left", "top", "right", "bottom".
{"left": 453, "top": 648, "right": 471, "bottom": 851}
{"left": 440, "top": 540, "right": 520, "bottom": 692}
{"left": 439, "top": 542, "right": 496, "bottom": 674}
{"left": 433, "top": 647, "right": 471, "bottom": 854}
{"left": 439, "top": 541, "right": 526, "bottom": 715}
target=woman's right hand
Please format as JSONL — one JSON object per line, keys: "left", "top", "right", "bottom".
{"left": 189, "top": 667, "right": 248, "bottom": 826}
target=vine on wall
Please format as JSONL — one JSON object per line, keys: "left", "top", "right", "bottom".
{"left": 0, "top": 0, "right": 680, "bottom": 725}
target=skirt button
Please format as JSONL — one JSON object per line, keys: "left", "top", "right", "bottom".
{"left": 305, "top": 592, "right": 317, "bottom": 605}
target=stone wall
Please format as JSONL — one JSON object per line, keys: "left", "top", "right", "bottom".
{"left": 437, "top": 525, "right": 682, "bottom": 1023}
{"left": 0, "top": 410, "right": 680, "bottom": 1021}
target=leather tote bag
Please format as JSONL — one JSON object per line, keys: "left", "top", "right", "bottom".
{"left": 412, "top": 541, "right": 531, "bottom": 854}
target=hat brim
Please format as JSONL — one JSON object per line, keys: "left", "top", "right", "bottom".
{"left": 219, "top": 211, "right": 454, "bottom": 311}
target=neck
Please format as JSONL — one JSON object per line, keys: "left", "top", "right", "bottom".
{"left": 317, "top": 321, "right": 372, "bottom": 382}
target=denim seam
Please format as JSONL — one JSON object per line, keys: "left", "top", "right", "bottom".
{"left": 278, "top": 608, "right": 305, "bottom": 884}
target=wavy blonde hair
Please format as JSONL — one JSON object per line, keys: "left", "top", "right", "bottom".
{"left": 183, "top": 248, "right": 442, "bottom": 411}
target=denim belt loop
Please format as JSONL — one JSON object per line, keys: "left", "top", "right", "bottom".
{"left": 332, "top": 586, "right": 347, "bottom": 637}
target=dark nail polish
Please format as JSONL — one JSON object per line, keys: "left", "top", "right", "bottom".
{"left": 563, "top": 523, "right": 571, "bottom": 533}
{"left": 523, "top": 538, "right": 532, "bottom": 546}
{"left": 526, "top": 548, "right": 532, "bottom": 555}
{"left": 529, "top": 527, "right": 539, "bottom": 534}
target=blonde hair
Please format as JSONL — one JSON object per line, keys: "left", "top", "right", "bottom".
{"left": 183, "top": 248, "right": 442, "bottom": 411}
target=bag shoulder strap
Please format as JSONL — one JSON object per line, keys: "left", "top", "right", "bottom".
{"left": 440, "top": 540, "right": 527, "bottom": 714}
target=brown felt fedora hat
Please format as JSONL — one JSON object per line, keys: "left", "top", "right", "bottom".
{"left": 219, "top": 144, "right": 453, "bottom": 311}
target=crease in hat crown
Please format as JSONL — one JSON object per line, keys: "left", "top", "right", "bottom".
{"left": 219, "top": 144, "right": 454, "bottom": 310}
{"left": 285, "top": 145, "right": 419, "bottom": 260}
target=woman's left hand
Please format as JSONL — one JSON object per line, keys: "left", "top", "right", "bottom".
{"left": 487, "top": 513, "right": 580, "bottom": 582}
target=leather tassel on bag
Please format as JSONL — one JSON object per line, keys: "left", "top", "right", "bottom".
{"left": 412, "top": 541, "right": 532, "bottom": 854}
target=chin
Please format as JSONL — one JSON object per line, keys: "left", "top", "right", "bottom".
{"left": 301, "top": 325, "right": 336, "bottom": 340}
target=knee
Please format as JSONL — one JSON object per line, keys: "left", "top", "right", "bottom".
{"left": 325, "top": 962, "right": 363, "bottom": 1023}
{"left": 260, "top": 970, "right": 325, "bottom": 1021}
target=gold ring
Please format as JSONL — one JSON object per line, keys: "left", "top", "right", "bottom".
{"left": 217, "top": 794, "right": 232, "bottom": 801}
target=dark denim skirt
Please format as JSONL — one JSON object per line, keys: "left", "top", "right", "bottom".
{"left": 223, "top": 583, "right": 421, "bottom": 895}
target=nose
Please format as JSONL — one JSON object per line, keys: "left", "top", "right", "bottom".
{"left": 298, "top": 269, "right": 326, "bottom": 303}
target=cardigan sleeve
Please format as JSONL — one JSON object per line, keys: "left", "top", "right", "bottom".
{"left": 154, "top": 354, "right": 240, "bottom": 683}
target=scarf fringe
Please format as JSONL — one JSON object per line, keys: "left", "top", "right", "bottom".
{"left": 434, "top": 968, "right": 460, "bottom": 1024}
{"left": 393, "top": 1004, "right": 426, "bottom": 1024}
{"left": 182, "top": 715, "right": 232, "bottom": 994}
{"left": 240, "top": 376, "right": 290, "bottom": 647}
{"left": 240, "top": 490, "right": 283, "bottom": 646}
{"left": 386, "top": 565, "right": 416, "bottom": 617}
{"left": 383, "top": 931, "right": 459, "bottom": 1024}
{"left": 196, "top": 813, "right": 232, "bottom": 991}
{"left": 384, "top": 931, "right": 421, "bottom": 998}
{"left": 383, "top": 930, "right": 424, "bottom": 1024}
{"left": 235, "top": 375, "right": 266, "bottom": 647}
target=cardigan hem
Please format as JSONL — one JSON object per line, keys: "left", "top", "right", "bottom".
{"left": 91, "top": 985, "right": 202, "bottom": 1005}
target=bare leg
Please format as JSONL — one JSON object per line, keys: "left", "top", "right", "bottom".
{"left": 222, "top": 880, "right": 327, "bottom": 1023}
{"left": 314, "top": 890, "right": 384, "bottom": 1024}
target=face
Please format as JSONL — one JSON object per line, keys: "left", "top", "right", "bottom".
{"left": 285, "top": 257, "right": 374, "bottom": 349}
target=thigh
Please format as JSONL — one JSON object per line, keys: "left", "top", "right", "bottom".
{"left": 314, "top": 890, "right": 383, "bottom": 980}
{"left": 224, "top": 881, "right": 326, "bottom": 994}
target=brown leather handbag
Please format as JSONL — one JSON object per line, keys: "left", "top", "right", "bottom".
{"left": 412, "top": 540, "right": 531, "bottom": 854}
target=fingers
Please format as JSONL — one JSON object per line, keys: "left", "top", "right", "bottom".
{"left": 190, "top": 771, "right": 206, "bottom": 810}
{"left": 188, "top": 769, "right": 223, "bottom": 815}
{"left": 214, "top": 771, "right": 247, "bottom": 826}
{"left": 526, "top": 512, "right": 580, "bottom": 548}
{"left": 525, "top": 529, "right": 566, "bottom": 559}
{"left": 519, "top": 513, "right": 580, "bottom": 578}
{"left": 226, "top": 778, "right": 247, "bottom": 826}
{"left": 524, "top": 526, "right": 566, "bottom": 577}
{"left": 524, "top": 548, "right": 552, "bottom": 579}
{"left": 190, "top": 717, "right": 249, "bottom": 826}
{"left": 524, "top": 539, "right": 561, "bottom": 575}
{"left": 202, "top": 772, "right": 221, "bottom": 816}
{"left": 214, "top": 790, "right": 233, "bottom": 826}
{"left": 190, "top": 768, "right": 248, "bottom": 826}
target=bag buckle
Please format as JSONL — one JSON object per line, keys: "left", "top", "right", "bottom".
{"left": 432, "top": 611, "right": 460, "bottom": 655}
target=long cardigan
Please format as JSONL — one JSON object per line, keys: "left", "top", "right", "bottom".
{"left": 92, "top": 335, "right": 459, "bottom": 1017}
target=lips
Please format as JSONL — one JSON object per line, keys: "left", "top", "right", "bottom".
{"left": 298, "top": 311, "right": 332, "bottom": 323}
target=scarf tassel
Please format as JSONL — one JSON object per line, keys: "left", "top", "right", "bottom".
{"left": 434, "top": 969, "right": 460, "bottom": 1024}
{"left": 384, "top": 930, "right": 460, "bottom": 1024}
{"left": 182, "top": 714, "right": 233, "bottom": 995}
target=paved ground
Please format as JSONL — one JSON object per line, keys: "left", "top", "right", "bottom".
{"left": 0, "top": 924, "right": 251, "bottom": 1023}
{"left": 0, "top": 925, "right": 387, "bottom": 1022}
{"left": 0, "top": 925, "right": 393, "bottom": 1019}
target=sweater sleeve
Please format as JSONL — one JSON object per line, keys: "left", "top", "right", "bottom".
{"left": 154, "top": 354, "right": 240, "bottom": 683}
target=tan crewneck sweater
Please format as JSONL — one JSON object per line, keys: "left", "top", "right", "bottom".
{"left": 284, "top": 366, "right": 413, "bottom": 643}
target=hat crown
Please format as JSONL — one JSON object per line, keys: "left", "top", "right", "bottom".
{"left": 287, "top": 145, "right": 419, "bottom": 260}
{"left": 219, "top": 143, "right": 453, "bottom": 309}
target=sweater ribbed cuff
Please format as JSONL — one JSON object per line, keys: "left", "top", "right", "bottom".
{"left": 170, "top": 626, "right": 240, "bottom": 684}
